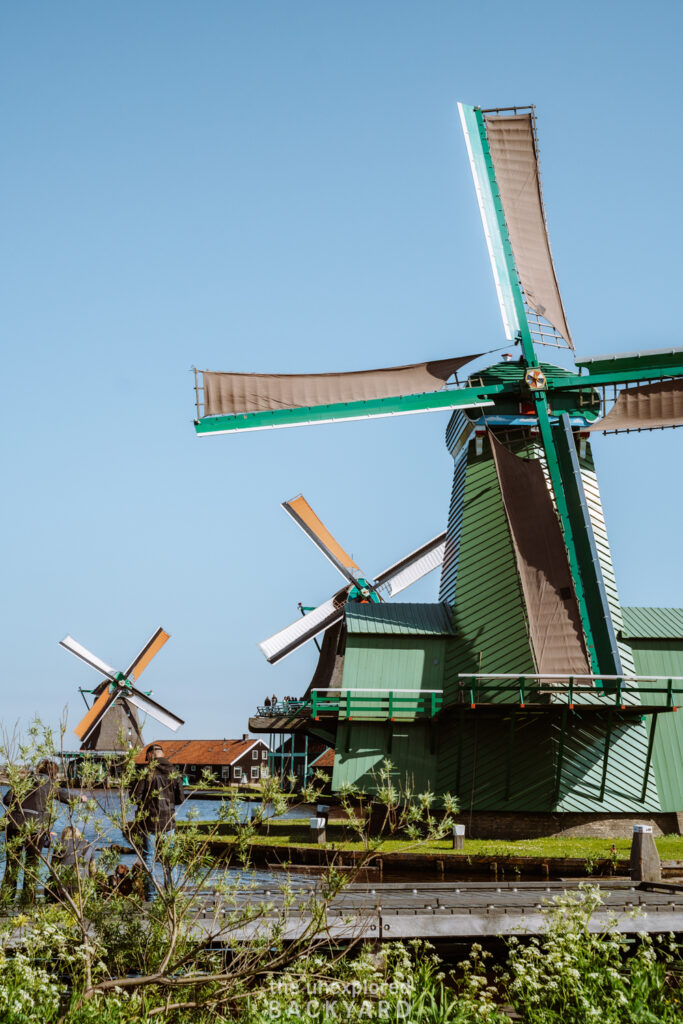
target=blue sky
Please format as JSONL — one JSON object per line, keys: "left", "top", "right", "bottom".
{"left": 3, "top": 1, "right": 682, "bottom": 742}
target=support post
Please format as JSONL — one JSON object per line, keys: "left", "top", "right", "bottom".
{"left": 641, "top": 713, "right": 659, "bottom": 803}
{"left": 456, "top": 708, "right": 465, "bottom": 792}
{"left": 504, "top": 710, "right": 517, "bottom": 801}
{"left": 553, "top": 709, "right": 568, "bottom": 806}
{"left": 309, "top": 816, "right": 326, "bottom": 845}
{"left": 599, "top": 711, "right": 614, "bottom": 802}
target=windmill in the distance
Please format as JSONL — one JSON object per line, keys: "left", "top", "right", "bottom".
{"left": 60, "top": 628, "right": 184, "bottom": 751}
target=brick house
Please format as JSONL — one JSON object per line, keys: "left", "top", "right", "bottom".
{"left": 136, "top": 736, "right": 269, "bottom": 786}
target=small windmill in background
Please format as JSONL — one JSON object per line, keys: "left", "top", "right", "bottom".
{"left": 260, "top": 494, "right": 446, "bottom": 663}
{"left": 60, "top": 628, "right": 184, "bottom": 751}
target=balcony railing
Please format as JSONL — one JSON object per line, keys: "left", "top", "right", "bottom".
{"left": 457, "top": 673, "right": 683, "bottom": 710}
{"left": 255, "top": 689, "right": 443, "bottom": 721}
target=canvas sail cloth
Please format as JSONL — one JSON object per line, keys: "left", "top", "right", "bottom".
{"left": 587, "top": 379, "right": 683, "bottom": 432}
{"left": 484, "top": 112, "right": 573, "bottom": 347}
{"left": 490, "top": 433, "right": 589, "bottom": 678}
{"left": 201, "top": 356, "right": 482, "bottom": 417}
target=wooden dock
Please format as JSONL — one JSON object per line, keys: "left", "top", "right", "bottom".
{"left": 193, "top": 879, "right": 683, "bottom": 942}
{"left": 4, "top": 880, "right": 682, "bottom": 946}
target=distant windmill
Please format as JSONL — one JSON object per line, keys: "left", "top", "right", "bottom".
{"left": 60, "top": 629, "right": 184, "bottom": 751}
{"left": 260, "top": 494, "right": 445, "bottom": 663}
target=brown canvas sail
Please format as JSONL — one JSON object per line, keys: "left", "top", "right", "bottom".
{"left": 201, "top": 355, "right": 482, "bottom": 417}
{"left": 490, "top": 433, "right": 589, "bottom": 677}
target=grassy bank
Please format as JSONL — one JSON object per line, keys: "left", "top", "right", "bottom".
{"left": 179, "top": 818, "right": 683, "bottom": 860}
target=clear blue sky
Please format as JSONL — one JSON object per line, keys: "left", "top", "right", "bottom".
{"left": 3, "top": 1, "right": 682, "bottom": 742}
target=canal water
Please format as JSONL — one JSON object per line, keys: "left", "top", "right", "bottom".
{"left": 0, "top": 789, "right": 316, "bottom": 887}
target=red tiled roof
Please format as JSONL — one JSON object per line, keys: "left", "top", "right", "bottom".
{"left": 135, "top": 738, "right": 266, "bottom": 766}
{"left": 310, "top": 747, "right": 334, "bottom": 769}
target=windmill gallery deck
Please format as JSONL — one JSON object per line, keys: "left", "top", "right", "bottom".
{"left": 192, "top": 104, "right": 683, "bottom": 831}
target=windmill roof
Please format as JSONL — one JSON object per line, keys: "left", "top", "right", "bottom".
{"left": 135, "top": 738, "right": 267, "bottom": 766}
{"left": 310, "top": 747, "right": 335, "bottom": 769}
{"left": 345, "top": 602, "right": 455, "bottom": 636}
{"left": 621, "top": 607, "right": 683, "bottom": 641}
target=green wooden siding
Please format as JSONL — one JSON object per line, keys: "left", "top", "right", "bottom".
{"left": 553, "top": 447, "right": 660, "bottom": 812}
{"left": 442, "top": 438, "right": 533, "bottom": 701}
{"left": 437, "top": 436, "right": 535, "bottom": 805}
{"left": 630, "top": 639, "right": 683, "bottom": 811}
{"left": 332, "top": 720, "right": 438, "bottom": 795}
{"left": 435, "top": 434, "right": 661, "bottom": 812}
{"left": 622, "top": 607, "right": 683, "bottom": 640}
{"left": 331, "top": 635, "right": 445, "bottom": 791}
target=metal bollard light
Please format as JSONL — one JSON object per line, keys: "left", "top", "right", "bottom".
{"left": 310, "top": 816, "right": 327, "bottom": 845}
{"left": 452, "top": 823, "right": 466, "bottom": 850}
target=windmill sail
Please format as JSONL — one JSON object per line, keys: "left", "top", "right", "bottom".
{"left": 125, "top": 627, "right": 170, "bottom": 682}
{"left": 59, "top": 636, "right": 117, "bottom": 681}
{"left": 260, "top": 594, "right": 346, "bottom": 665}
{"left": 374, "top": 532, "right": 446, "bottom": 597}
{"left": 587, "top": 379, "right": 683, "bottom": 432}
{"left": 458, "top": 103, "right": 572, "bottom": 348}
{"left": 201, "top": 356, "right": 480, "bottom": 417}
{"left": 490, "top": 433, "right": 589, "bottom": 677}
{"left": 283, "top": 496, "right": 361, "bottom": 584}
{"left": 483, "top": 111, "right": 572, "bottom": 347}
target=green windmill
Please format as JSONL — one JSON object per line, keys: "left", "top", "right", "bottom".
{"left": 194, "top": 104, "right": 683, "bottom": 824}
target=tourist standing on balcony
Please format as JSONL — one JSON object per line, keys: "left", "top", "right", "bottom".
{"left": 130, "top": 743, "right": 185, "bottom": 901}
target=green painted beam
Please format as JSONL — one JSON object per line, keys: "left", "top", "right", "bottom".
{"left": 576, "top": 349, "right": 683, "bottom": 375}
{"left": 556, "top": 364, "right": 683, "bottom": 390}
{"left": 194, "top": 384, "right": 501, "bottom": 435}
{"left": 552, "top": 412, "right": 622, "bottom": 677}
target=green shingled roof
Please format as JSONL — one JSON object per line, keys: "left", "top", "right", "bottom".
{"left": 344, "top": 602, "right": 455, "bottom": 636}
{"left": 621, "top": 607, "right": 683, "bottom": 640}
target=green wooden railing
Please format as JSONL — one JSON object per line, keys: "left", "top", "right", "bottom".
{"left": 457, "top": 673, "right": 683, "bottom": 709}
{"left": 256, "top": 690, "right": 443, "bottom": 721}
{"left": 309, "top": 689, "right": 443, "bottom": 720}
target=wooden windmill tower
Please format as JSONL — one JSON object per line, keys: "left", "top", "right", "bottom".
{"left": 193, "top": 104, "right": 683, "bottom": 821}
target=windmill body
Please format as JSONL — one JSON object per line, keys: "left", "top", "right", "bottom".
{"left": 195, "top": 104, "right": 683, "bottom": 826}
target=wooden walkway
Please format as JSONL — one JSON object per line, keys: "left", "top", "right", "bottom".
{"left": 194, "top": 879, "right": 683, "bottom": 942}
{"left": 4, "top": 880, "right": 682, "bottom": 945}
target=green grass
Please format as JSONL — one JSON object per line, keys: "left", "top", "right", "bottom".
{"left": 179, "top": 818, "right": 683, "bottom": 860}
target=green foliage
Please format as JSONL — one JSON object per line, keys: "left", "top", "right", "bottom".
{"left": 239, "top": 941, "right": 508, "bottom": 1024}
{"left": 504, "top": 885, "right": 683, "bottom": 1023}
